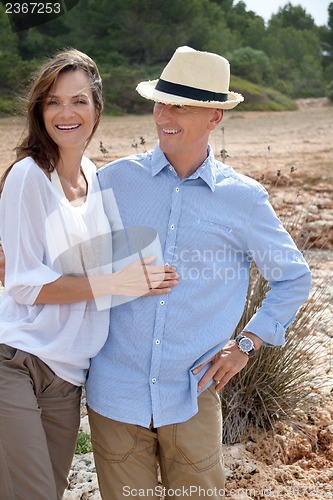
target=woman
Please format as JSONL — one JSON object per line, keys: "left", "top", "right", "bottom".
{"left": 0, "top": 49, "right": 178, "bottom": 499}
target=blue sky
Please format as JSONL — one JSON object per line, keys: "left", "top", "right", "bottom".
{"left": 241, "top": 0, "right": 331, "bottom": 26}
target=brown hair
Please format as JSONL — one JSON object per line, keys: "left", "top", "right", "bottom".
{"left": 0, "top": 48, "right": 103, "bottom": 194}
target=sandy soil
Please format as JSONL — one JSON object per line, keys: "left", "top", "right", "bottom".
{"left": 1, "top": 98, "right": 332, "bottom": 178}
{"left": 1, "top": 99, "right": 332, "bottom": 499}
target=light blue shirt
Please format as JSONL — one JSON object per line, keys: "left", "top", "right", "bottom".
{"left": 86, "top": 144, "right": 311, "bottom": 428}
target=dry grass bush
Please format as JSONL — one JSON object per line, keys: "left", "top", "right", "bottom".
{"left": 221, "top": 168, "right": 333, "bottom": 446}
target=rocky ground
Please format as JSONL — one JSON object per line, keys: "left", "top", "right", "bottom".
{"left": 0, "top": 98, "right": 332, "bottom": 499}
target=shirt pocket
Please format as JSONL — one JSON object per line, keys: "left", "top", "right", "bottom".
{"left": 195, "top": 218, "right": 233, "bottom": 234}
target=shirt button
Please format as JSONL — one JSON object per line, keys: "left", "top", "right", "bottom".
{"left": 170, "top": 224, "right": 175, "bottom": 230}
{"left": 152, "top": 377, "right": 157, "bottom": 383}
{"left": 175, "top": 187, "right": 180, "bottom": 193}
{"left": 160, "top": 300, "right": 165, "bottom": 306}
{"left": 155, "top": 339, "right": 161, "bottom": 345}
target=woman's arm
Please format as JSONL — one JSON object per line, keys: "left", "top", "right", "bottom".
{"left": 0, "top": 242, "right": 179, "bottom": 304}
{"left": 0, "top": 163, "right": 179, "bottom": 305}
{"left": 35, "top": 257, "right": 179, "bottom": 304}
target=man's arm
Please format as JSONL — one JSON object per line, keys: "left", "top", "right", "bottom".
{"left": 194, "top": 186, "right": 311, "bottom": 392}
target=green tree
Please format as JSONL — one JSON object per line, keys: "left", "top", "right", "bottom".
{"left": 269, "top": 2, "right": 317, "bottom": 31}
{"left": 0, "top": 0, "right": 330, "bottom": 114}
{"left": 222, "top": 0, "right": 266, "bottom": 48}
{"left": 67, "top": 0, "right": 203, "bottom": 66}
{"left": 0, "top": 5, "right": 42, "bottom": 113}
{"left": 265, "top": 16, "right": 324, "bottom": 97}
{"left": 291, "top": 54, "right": 326, "bottom": 97}
{"left": 320, "top": 3, "right": 333, "bottom": 86}
{"left": 187, "top": 0, "right": 238, "bottom": 54}
{"left": 0, "top": 5, "right": 18, "bottom": 58}
{"left": 242, "top": 16, "right": 266, "bottom": 50}
{"left": 326, "top": 2, "right": 333, "bottom": 58}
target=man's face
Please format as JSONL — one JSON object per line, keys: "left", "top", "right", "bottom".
{"left": 153, "top": 103, "right": 221, "bottom": 165}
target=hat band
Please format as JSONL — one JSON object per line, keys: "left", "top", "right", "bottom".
{"left": 155, "top": 78, "right": 228, "bottom": 102}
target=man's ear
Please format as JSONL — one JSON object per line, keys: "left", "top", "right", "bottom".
{"left": 208, "top": 109, "right": 223, "bottom": 130}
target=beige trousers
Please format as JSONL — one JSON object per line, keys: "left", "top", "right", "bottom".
{"left": 0, "top": 344, "right": 82, "bottom": 500}
{"left": 88, "top": 385, "right": 225, "bottom": 500}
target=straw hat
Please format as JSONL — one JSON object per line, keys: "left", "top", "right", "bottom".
{"left": 136, "top": 46, "right": 244, "bottom": 110}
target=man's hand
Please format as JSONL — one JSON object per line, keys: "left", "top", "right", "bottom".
{"left": 193, "top": 333, "right": 263, "bottom": 392}
{"left": 0, "top": 242, "right": 4, "bottom": 286}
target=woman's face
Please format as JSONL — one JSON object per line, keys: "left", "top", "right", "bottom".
{"left": 43, "top": 69, "right": 98, "bottom": 154}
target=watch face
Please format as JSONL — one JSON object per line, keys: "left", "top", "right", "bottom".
{"left": 239, "top": 337, "right": 254, "bottom": 352}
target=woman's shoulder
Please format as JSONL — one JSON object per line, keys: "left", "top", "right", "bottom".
{"left": 4, "top": 157, "right": 50, "bottom": 197}
{"left": 9, "top": 157, "right": 46, "bottom": 180}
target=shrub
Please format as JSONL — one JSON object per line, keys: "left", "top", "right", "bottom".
{"left": 75, "top": 432, "right": 93, "bottom": 454}
{"left": 228, "top": 47, "right": 274, "bottom": 85}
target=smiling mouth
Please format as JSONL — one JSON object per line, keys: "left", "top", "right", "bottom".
{"left": 56, "top": 124, "right": 81, "bottom": 130}
{"left": 162, "top": 128, "right": 181, "bottom": 134}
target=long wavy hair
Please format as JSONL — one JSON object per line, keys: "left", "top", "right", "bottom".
{"left": 0, "top": 49, "right": 104, "bottom": 194}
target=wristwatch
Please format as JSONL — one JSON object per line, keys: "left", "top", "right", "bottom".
{"left": 235, "top": 334, "right": 256, "bottom": 357}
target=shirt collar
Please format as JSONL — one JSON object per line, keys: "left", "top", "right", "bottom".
{"left": 150, "top": 143, "right": 217, "bottom": 192}
{"left": 151, "top": 144, "right": 170, "bottom": 176}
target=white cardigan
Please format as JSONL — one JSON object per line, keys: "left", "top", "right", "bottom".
{"left": 0, "top": 156, "right": 112, "bottom": 385}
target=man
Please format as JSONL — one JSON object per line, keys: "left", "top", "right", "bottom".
{"left": 86, "top": 46, "right": 311, "bottom": 498}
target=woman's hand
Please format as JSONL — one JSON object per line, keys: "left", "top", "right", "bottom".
{"left": 111, "top": 256, "right": 179, "bottom": 297}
